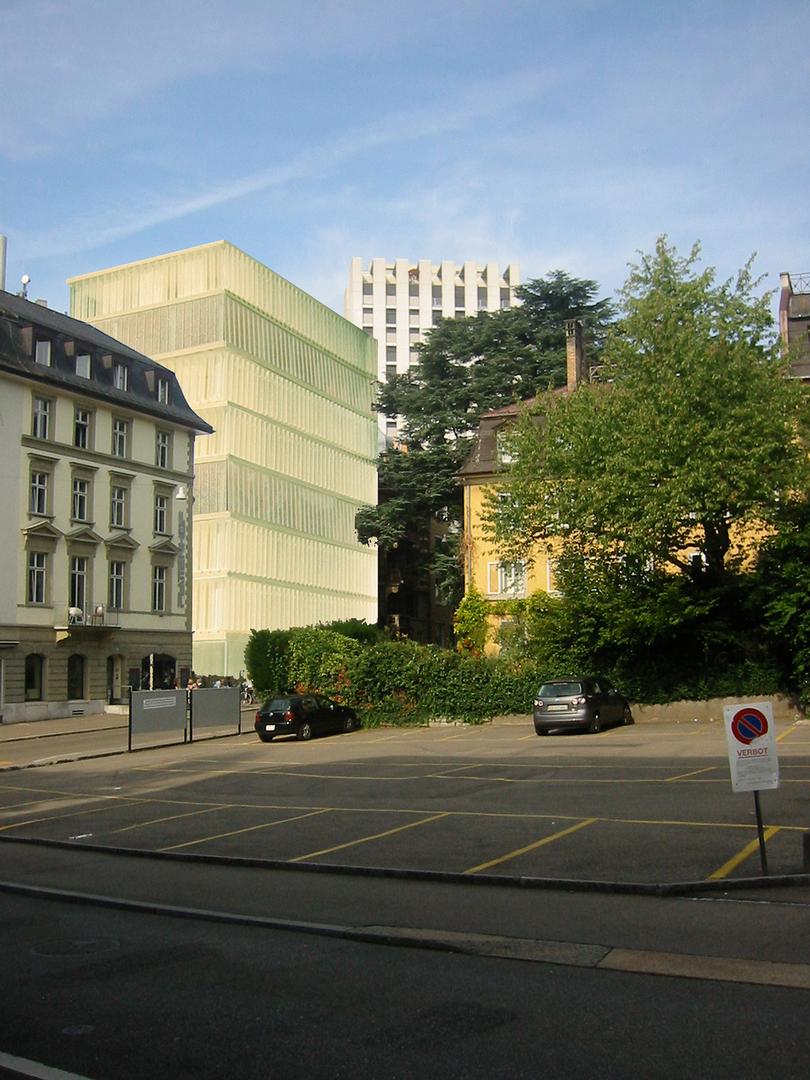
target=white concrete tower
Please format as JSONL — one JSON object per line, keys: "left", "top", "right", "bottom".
{"left": 344, "top": 258, "right": 520, "bottom": 443}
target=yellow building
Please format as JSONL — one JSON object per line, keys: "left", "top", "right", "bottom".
{"left": 459, "top": 399, "right": 558, "bottom": 607}
{"left": 69, "top": 243, "right": 378, "bottom": 676}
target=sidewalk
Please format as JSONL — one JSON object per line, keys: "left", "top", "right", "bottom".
{"left": 0, "top": 709, "right": 127, "bottom": 743}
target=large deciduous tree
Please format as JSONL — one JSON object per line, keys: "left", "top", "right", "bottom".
{"left": 356, "top": 273, "right": 615, "bottom": 622}
{"left": 491, "top": 239, "right": 809, "bottom": 592}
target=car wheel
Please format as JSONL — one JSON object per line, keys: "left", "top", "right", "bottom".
{"left": 342, "top": 715, "right": 355, "bottom": 733}
{"left": 623, "top": 705, "right": 634, "bottom": 725}
{"left": 297, "top": 721, "right": 313, "bottom": 741}
{"left": 588, "top": 712, "right": 602, "bottom": 734}
{"left": 257, "top": 732, "right": 274, "bottom": 743}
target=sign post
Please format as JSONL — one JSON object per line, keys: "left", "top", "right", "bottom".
{"left": 723, "top": 702, "right": 779, "bottom": 875}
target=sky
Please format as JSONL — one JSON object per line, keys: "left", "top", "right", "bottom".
{"left": 1, "top": 0, "right": 808, "bottom": 322}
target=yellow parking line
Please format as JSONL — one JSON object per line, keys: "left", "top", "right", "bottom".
{"left": 158, "top": 808, "right": 332, "bottom": 851}
{"left": 428, "top": 764, "right": 483, "bottom": 777}
{"left": 0, "top": 800, "right": 143, "bottom": 831}
{"left": 463, "top": 818, "right": 598, "bottom": 875}
{"left": 707, "top": 827, "right": 781, "bottom": 880}
{"left": 776, "top": 726, "right": 800, "bottom": 743}
{"left": 112, "top": 805, "right": 225, "bottom": 833}
{"left": 666, "top": 766, "right": 717, "bottom": 782}
{"left": 289, "top": 812, "right": 449, "bottom": 863}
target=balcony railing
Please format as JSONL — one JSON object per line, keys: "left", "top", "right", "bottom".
{"left": 789, "top": 272, "right": 810, "bottom": 294}
{"left": 60, "top": 603, "right": 120, "bottom": 629}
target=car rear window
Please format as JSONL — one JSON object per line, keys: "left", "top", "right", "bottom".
{"left": 538, "top": 682, "right": 582, "bottom": 698}
{"left": 266, "top": 698, "right": 292, "bottom": 711}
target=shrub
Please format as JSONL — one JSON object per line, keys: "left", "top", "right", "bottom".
{"left": 244, "top": 629, "right": 292, "bottom": 698}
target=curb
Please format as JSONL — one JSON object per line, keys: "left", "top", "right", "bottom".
{"left": 1, "top": 875, "right": 809, "bottom": 991}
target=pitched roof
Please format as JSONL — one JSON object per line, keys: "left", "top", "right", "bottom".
{"left": 0, "top": 289, "right": 213, "bottom": 435}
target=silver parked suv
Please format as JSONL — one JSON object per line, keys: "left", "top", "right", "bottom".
{"left": 533, "top": 677, "right": 633, "bottom": 735}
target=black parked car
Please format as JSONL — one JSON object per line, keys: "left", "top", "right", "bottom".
{"left": 254, "top": 694, "right": 359, "bottom": 743}
{"left": 533, "top": 677, "right": 633, "bottom": 735}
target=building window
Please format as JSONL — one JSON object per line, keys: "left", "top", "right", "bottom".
{"left": 32, "top": 397, "right": 51, "bottom": 440}
{"left": 385, "top": 284, "right": 396, "bottom": 298}
{"left": 386, "top": 364, "right": 397, "bottom": 381}
{"left": 385, "top": 308, "right": 396, "bottom": 326}
{"left": 70, "top": 555, "right": 88, "bottom": 613}
{"left": 155, "top": 430, "right": 170, "bottom": 469}
{"left": 154, "top": 493, "right": 168, "bottom": 534}
{"left": 477, "top": 288, "right": 487, "bottom": 309}
{"left": 157, "top": 377, "right": 170, "bottom": 404}
{"left": 74, "top": 407, "right": 92, "bottom": 449}
{"left": 112, "top": 418, "right": 129, "bottom": 458}
{"left": 362, "top": 282, "right": 373, "bottom": 298}
{"left": 152, "top": 565, "right": 167, "bottom": 612}
{"left": 113, "top": 363, "right": 129, "bottom": 391}
{"left": 35, "top": 340, "right": 52, "bottom": 366}
{"left": 487, "top": 560, "right": 527, "bottom": 598}
{"left": 76, "top": 354, "right": 91, "bottom": 378}
{"left": 30, "top": 471, "right": 48, "bottom": 515}
{"left": 72, "top": 478, "right": 89, "bottom": 521}
{"left": 108, "top": 561, "right": 125, "bottom": 610}
{"left": 24, "top": 654, "right": 44, "bottom": 701}
{"left": 27, "top": 552, "right": 47, "bottom": 604}
{"left": 385, "top": 345, "right": 397, "bottom": 365}
{"left": 110, "top": 486, "right": 127, "bottom": 528}
{"left": 432, "top": 289, "right": 442, "bottom": 308}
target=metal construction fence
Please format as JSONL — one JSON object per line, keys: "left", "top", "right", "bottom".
{"left": 129, "top": 687, "right": 241, "bottom": 751}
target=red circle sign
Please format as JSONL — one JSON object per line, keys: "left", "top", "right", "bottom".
{"left": 730, "top": 707, "right": 768, "bottom": 745}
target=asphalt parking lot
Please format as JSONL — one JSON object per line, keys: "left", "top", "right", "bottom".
{"left": 1, "top": 714, "right": 808, "bottom": 888}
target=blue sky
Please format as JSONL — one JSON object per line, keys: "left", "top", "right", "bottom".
{"left": 1, "top": 0, "right": 808, "bottom": 320}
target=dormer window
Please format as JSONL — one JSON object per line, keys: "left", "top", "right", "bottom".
{"left": 76, "top": 354, "right": 91, "bottom": 378}
{"left": 157, "top": 377, "right": 170, "bottom": 404}
{"left": 35, "top": 340, "right": 52, "bottom": 366}
{"left": 113, "top": 363, "right": 129, "bottom": 391}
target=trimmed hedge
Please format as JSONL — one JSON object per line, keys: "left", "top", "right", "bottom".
{"left": 245, "top": 627, "right": 544, "bottom": 726}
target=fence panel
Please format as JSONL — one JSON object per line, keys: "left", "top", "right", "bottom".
{"left": 129, "top": 690, "right": 187, "bottom": 751}
{"left": 190, "top": 687, "right": 241, "bottom": 740}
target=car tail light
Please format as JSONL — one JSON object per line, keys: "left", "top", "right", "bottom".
{"left": 284, "top": 709, "right": 294, "bottom": 722}
{"left": 572, "top": 696, "right": 587, "bottom": 705}
{"left": 255, "top": 710, "right": 261, "bottom": 723}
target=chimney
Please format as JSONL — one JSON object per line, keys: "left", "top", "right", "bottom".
{"left": 565, "top": 318, "right": 586, "bottom": 390}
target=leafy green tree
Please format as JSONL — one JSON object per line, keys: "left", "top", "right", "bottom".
{"left": 492, "top": 239, "right": 809, "bottom": 591}
{"left": 356, "top": 273, "right": 615, "bottom": 621}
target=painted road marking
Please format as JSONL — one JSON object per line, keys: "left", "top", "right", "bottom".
{"left": 111, "top": 805, "right": 225, "bottom": 833}
{"left": 707, "top": 826, "right": 782, "bottom": 880}
{"left": 666, "top": 766, "right": 718, "bottom": 782}
{"left": 159, "top": 808, "right": 332, "bottom": 852}
{"left": 776, "top": 725, "right": 801, "bottom": 743}
{"left": 288, "top": 812, "right": 450, "bottom": 863}
{"left": 463, "top": 818, "right": 598, "bottom": 875}
{"left": 0, "top": 800, "right": 146, "bottom": 831}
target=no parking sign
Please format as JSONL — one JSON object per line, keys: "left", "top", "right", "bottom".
{"left": 723, "top": 702, "right": 779, "bottom": 793}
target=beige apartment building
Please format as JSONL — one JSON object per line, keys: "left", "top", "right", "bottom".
{"left": 69, "top": 242, "right": 378, "bottom": 676}
{"left": 0, "top": 289, "right": 212, "bottom": 722}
